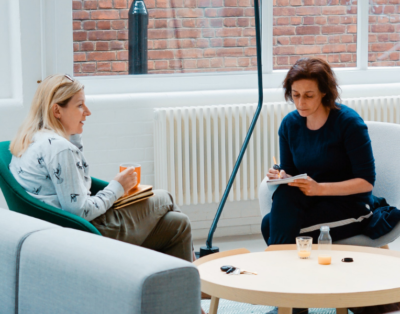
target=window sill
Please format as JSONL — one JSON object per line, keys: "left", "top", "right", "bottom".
{"left": 79, "top": 67, "right": 400, "bottom": 96}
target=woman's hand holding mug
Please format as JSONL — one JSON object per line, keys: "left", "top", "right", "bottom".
{"left": 114, "top": 167, "right": 138, "bottom": 194}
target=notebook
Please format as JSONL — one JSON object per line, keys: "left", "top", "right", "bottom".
{"left": 113, "top": 185, "right": 154, "bottom": 209}
{"left": 266, "top": 173, "right": 308, "bottom": 186}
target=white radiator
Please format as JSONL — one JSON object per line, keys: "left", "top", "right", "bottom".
{"left": 154, "top": 96, "right": 400, "bottom": 205}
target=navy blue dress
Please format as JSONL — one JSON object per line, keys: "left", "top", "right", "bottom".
{"left": 261, "top": 104, "right": 376, "bottom": 245}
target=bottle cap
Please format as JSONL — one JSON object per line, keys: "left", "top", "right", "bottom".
{"left": 320, "top": 226, "right": 330, "bottom": 231}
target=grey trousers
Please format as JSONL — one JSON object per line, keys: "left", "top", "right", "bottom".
{"left": 91, "top": 189, "right": 192, "bottom": 262}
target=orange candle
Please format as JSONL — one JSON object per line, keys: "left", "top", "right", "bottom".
{"left": 298, "top": 251, "right": 311, "bottom": 258}
{"left": 318, "top": 255, "right": 331, "bottom": 265}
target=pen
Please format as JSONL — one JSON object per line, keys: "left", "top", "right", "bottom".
{"left": 273, "top": 156, "right": 281, "bottom": 179}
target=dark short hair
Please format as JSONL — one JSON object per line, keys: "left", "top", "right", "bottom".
{"left": 283, "top": 58, "right": 340, "bottom": 110}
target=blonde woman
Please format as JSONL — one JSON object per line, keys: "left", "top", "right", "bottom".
{"left": 10, "top": 74, "right": 193, "bottom": 263}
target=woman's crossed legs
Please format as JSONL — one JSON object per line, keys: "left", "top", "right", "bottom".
{"left": 92, "top": 189, "right": 192, "bottom": 262}
{"left": 262, "top": 184, "right": 370, "bottom": 245}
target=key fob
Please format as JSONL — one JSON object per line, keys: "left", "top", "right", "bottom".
{"left": 220, "top": 265, "right": 234, "bottom": 272}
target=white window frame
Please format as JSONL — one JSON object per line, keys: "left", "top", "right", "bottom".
{"left": 0, "top": 0, "right": 74, "bottom": 110}
{"left": 48, "top": 0, "right": 400, "bottom": 96}
{"left": 0, "top": 0, "right": 23, "bottom": 108}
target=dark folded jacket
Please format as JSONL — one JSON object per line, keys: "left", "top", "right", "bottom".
{"left": 363, "top": 195, "right": 400, "bottom": 239}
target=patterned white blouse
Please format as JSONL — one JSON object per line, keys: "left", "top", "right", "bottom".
{"left": 9, "top": 130, "right": 124, "bottom": 221}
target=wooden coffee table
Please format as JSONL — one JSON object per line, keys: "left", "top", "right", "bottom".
{"left": 194, "top": 245, "right": 400, "bottom": 314}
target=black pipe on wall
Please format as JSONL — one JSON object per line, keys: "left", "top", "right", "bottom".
{"left": 128, "top": 0, "right": 148, "bottom": 74}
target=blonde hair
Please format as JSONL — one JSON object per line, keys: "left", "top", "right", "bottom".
{"left": 10, "top": 74, "right": 84, "bottom": 157}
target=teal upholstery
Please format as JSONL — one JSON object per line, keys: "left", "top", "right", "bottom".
{"left": 0, "top": 140, "right": 103, "bottom": 235}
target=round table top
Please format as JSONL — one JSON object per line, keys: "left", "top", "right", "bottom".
{"left": 196, "top": 245, "right": 400, "bottom": 308}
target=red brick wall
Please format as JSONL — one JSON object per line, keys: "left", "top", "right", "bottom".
{"left": 368, "top": 0, "right": 400, "bottom": 67}
{"left": 72, "top": 0, "right": 400, "bottom": 76}
{"left": 273, "top": 0, "right": 358, "bottom": 69}
{"left": 273, "top": 0, "right": 400, "bottom": 70}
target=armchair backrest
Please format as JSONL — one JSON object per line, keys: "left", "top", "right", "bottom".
{"left": 0, "top": 141, "right": 101, "bottom": 235}
{"left": 366, "top": 121, "right": 400, "bottom": 208}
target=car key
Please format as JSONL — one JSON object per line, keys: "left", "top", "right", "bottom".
{"left": 228, "top": 268, "right": 258, "bottom": 275}
{"left": 226, "top": 267, "right": 236, "bottom": 274}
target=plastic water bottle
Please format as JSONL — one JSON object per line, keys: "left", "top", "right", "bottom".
{"left": 318, "top": 226, "right": 332, "bottom": 265}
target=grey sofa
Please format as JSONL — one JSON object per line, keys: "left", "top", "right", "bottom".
{"left": 0, "top": 208, "right": 201, "bottom": 314}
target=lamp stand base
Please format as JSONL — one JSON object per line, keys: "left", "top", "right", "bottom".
{"left": 199, "top": 246, "right": 220, "bottom": 258}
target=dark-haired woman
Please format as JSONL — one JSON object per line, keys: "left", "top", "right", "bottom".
{"left": 261, "top": 58, "right": 376, "bottom": 245}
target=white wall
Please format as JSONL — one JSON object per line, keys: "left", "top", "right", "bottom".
{"left": 0, "top": 0, "right": 400, "bottom": 241}
{"left": 78, "top": 83, "right": 400, "bottom": 240}
{"left": 82, "top": 89, "right": 263, "bottom": 240}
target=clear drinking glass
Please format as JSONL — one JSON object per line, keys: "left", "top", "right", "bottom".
{"left": 296, "top": 236, "right": 313, "bottom": 259}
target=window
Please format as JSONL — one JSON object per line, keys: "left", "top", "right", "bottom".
{"left": 368, "top": 0, "right": 400, "bottom": 67}
{"left": 72, "top": 0, "right": 257, "bottom": 76}
{"left": 273, "top": 0, "right": 357, "bottom": 69}
{"left": 68, "top": 0, "right": 400, "bottom": 94}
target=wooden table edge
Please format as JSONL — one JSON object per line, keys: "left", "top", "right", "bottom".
{"left": 201, "top": 279, "right": 400, "bottom": 308}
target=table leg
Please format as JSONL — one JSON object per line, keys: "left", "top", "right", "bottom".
{"left": 278, "top": 307, "right": 292, "bottom": 314}
{"left": 336, "top": 308, "right": 348, "bottom": 314}
{"left": 208, "top": 296, "right": 220, "bottom": 314}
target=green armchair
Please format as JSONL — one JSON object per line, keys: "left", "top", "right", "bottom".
{"left": 0, "top": 140, "right": 103, "bottom": 235}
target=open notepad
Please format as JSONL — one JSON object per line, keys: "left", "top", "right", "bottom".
{"left": 267, "top": 173, "right": 308, "bottom": 186}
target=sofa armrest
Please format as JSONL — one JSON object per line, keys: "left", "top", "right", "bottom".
{"left": 17, "top": 228, "right": 201, "bottom": 314}
{"left": 0, "top": 210, "right": 60, "bottom": 314}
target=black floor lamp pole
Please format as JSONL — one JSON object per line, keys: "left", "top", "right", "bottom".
{"left": 199, "top": 0, "right": 264, "bottom": 257}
